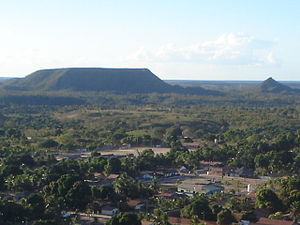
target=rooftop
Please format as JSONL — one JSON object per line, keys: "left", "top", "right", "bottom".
{"left": 251, "top": 217, "right": 294, "bottom": 225}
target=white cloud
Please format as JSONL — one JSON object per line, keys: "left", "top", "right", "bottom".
{"left": 266, "top": 52, "right": 276, "bottom": 64}
{"left": 128, "top": 32, "right": 276, "bottom": 66}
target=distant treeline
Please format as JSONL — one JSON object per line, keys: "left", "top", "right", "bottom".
{"left": 0, "top": 95, "right": 85, "bottom": 105}
{"left": 0, "top": 91, "right": 300, "bottom": 106}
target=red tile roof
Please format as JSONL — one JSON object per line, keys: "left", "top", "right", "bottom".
{"left": 168, "top": 217, "right": 217, "bottom": 225}
{"left": 251, "top": 217, "right": 294, "bottom": 225}
{"left": 127, "top": 199, "right": 143, "bottom": 207}
{"left": 107, "top": 174, "right": 119, "bottom": 179}
{"left": 141, "top": 220, "right": 153, "bottom": 225}
{"left": 154, "top": 192, "right": 174, "bottom": 198}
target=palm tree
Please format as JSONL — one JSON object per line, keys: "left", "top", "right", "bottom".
{"left": 152, "top": 209, "right": 170, "bottom": 225}
{"left": 290, "top": 201, "right": 300, "bottom": 223}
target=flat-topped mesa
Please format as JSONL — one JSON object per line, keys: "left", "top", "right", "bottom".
{"left": 0, "top": 67, "right": 221, "bottom": 95}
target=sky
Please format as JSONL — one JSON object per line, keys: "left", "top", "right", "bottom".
{"left": 0, "top": 0, "right": 300, "bottom": 80}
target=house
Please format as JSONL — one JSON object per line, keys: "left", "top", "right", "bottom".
{"left": 164, "top": 170, "right": 179, "bottom": 177}
{"left": 13, "top": 192, "right": 30, "bottom": 201}
{"left": 127, "top": 199, "right": 145, "bottom": 210}
{"left": 228, "top": 167, "right": 254, "bottom": 177}
{"left": 140, "top": 171, "right": 154, "bottom": 180}
{"left": 84, "top": 180, "right": 101, "bottom": 186}
{"left": 141, "top": 221, "right": 154, "bottom": 225}
{"left": 240, "top": 220, "right": 250, "bottom": 225}
{"left": 62, "top": 213, "right": 76, "bottom": 218}
{"left": 155, "top": 168, "right": 179, "bottom": 178}
{"left": 199, "top": 161, "right": 225, "bottom": 175}
{"left": 203, "top": 183, "right": 224, "bottom": 194}
{"left": 104, "top": 173, "right": 120, "bottom": 184}
{"left": 154, "top": 192, "right": 187, "bottom": 200}
{"left": 121, "top": 143, "right": 131, "bottom": 149}
{"left": 56, "top": 153, "right": 82, "bottom": 161}
{"left": 75, "top": 148, "right": 88, "bottom": 153}
{"left": 107, "top": 174, "right": 120, "bottom": 180}
{"left": 207, "top": 166, "right": 224, "bottom": 176}
{"left": 183, "top": 136, "right": 193, "bottom": 142}
{"left": 143, "top": 174, "right": 154, "bottom": 179}
{"left": 179, "top": 166, "right": 189, "bottom": 174}
{"left": 102, "top": 154, "right": 123, "bottom": 158}
{"left": 93, "top": 172, "right": 106, "bottom": 180}
{"left": 178, "top": 181, "right": 224, "bottom": 195}
{"left": 182, "top": 142, "right": 199, "bottom": 150}
{"left": 101, "top": 206, "right": 119, "bottom": 216}
{"left": 96, "top": 173, "right": 120, "bottom": 186}
{"left": 250, "top": 217, "right": 295, "bottom": 225}
{"left": 200, "top": 161, "right": 224, "bottom": 167}
{"left": 195, "top": 168, "right": 208, "bottom": 174}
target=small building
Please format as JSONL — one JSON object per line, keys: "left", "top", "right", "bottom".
{"left": 179, "top": 166, "right": 189, "bottom": 174}
{"left": 96, "top": 173, "right": 120, "bottom": 186}
{"left": 203, "top": 183, "right": 224, "bottom": 194}
{"left": 141, "top": 221, "right": 154, "bottom": 225}
{"left": 139, "top": 171, "right": 155, "bottom": 180}
{"left": 240, "top": 220, "right": 250, "bottom": 225}
{"left": 195, "top": 168, "right": 208, "bottom": 174}
{"left": 93, "top": 172, "right": 106, "bottom": 180}
{"left": 178, "top": 182, "right": 224, "bottom": 195}
{"left": 101, "top": 206, "right": 119, "bottom": 216}
{"left": 62, "top": 213, "right": 76, "bottom": 218}
{"left": 207, "top": 166, "right": 224, "bottom": 176}
{"left": 154, "top": 192, "right": 187, "bottom": 200}
{"left": 107, "top": 174, "right": 120, "bottom": 180}
{"left": 182, "top": 142, "right": 199, "bottom": 150}
{"left": 200, "top": 160, "right": 224, "bottom": 174}
{"left": 13, "top": 192, "right": 29, "bottom": 201}
{"left": 155, "top": 168, "right": 179, "bottom": 178}
{"left": 164, "top": 170, "right": 179, "bottom": 177}
{"left": 228, "top": 167, "right": 254, "bottom": 178}
{"left": 127, "top": 199, "right": 145, "bottom": 211}
{"left": 142, "top": 173, "right": 154, "bottom": 179}
{"left": 121, "top": 143, "right": 131, "bottom": 149}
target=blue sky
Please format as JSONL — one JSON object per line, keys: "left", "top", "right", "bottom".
{"left": 0, "top": 0, "right": 300, "bottom": 80}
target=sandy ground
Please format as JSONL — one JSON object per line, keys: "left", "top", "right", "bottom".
{"left": 99, "top": 147, "right": 171, "bottom": 156}
{"left": 162, "top": 174, "right": 268, "bottom": 193}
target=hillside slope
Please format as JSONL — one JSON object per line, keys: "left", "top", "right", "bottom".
{"left": 257, "top": 77, "right": 298, "bottom": 94}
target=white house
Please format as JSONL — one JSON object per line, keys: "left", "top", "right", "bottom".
{"left": 101, "top": 206, "right": 119, "bottom": 216}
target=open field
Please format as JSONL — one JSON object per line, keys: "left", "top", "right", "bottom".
{"left": 196, "top": 174, "right": 268, "bottom": 192}
{"left": 99, "top": 147, "right": 171, "bottom": 156}
{"left": 157, "top": 174, "right": 268, "bottom": 194}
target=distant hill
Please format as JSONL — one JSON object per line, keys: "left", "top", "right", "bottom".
{"left": 0, "top": 77, "right": 11, "bottom": 82}
{"left": 1, "top": 68, "right": 221, "bottom": 95}
{"left": 257, "top": 77, "right": 299, "bottom": 94}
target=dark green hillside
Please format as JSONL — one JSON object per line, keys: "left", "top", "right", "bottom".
{"left": 0, "top": 77, "right": 11, "bottom": 82}
{"left": 1, "top": 68, "right": 221, "bottom": 95}
{"left": 0, "top": 95, "right": 85, "bottom": 105}
{"left": 257, "top": 77, "right": 298, "bottom": 94}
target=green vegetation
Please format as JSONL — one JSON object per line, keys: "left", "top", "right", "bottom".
{"left": 257, "top": 77, "right": 299, "bottom": 94}
{"left": 1, "top": 75, "right": 300, "bottom": 224}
